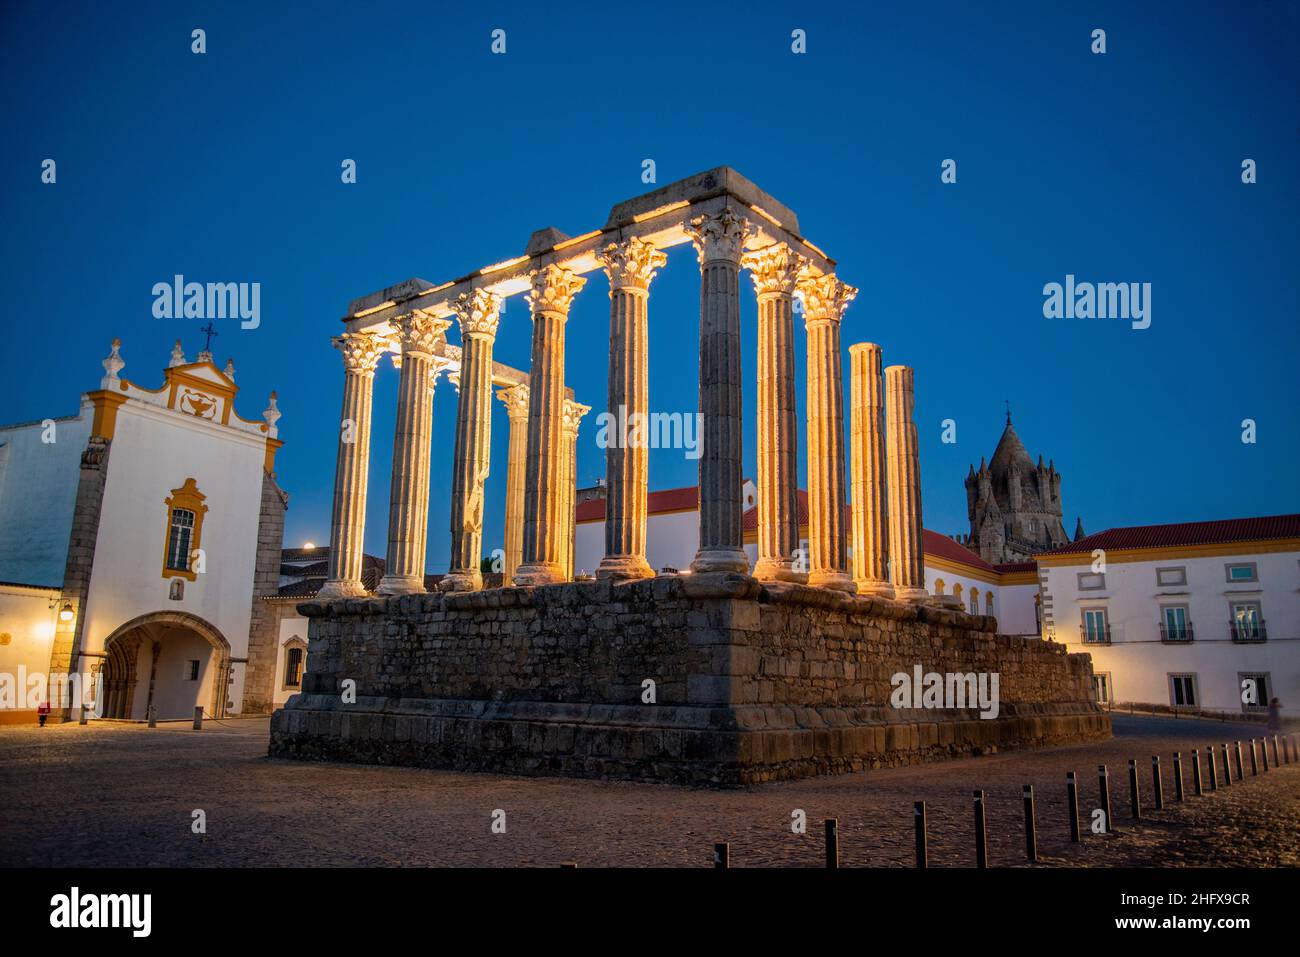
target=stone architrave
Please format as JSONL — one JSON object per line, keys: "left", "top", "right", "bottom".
{"left": 320, "top": 333, "right": 386, "bottom": 599}
{"left": 798, "top": 273, "right": 857, "bottom": 593}
{"left": 595, "top": 236, "right": 666, "bottom": 581}
{"left": 444, "top": 290, "right": 503, "bottom": 592}
{"left": 515, "top": 265, "right": 586, "bottom": 586}
{"left": 687, "top": 206, "right": 752, "bottom": 574}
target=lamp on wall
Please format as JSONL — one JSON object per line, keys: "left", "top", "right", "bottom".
{"left": 58, "top": 602, "right": 74, "bottom": 623}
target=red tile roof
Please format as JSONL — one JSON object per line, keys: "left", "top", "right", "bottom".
{"left": 1041, "top": 514, "right": 1300, "bottom": 556}
{"left": 575, "top": 485, "right": 700, "bottom": 522}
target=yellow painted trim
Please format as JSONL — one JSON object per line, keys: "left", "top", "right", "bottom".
{"left": 924, "top": 553, "right": 1001, "bottom": 585}
{"left": 264, "top": 437, "right": 283, "bottom": 473}
{"left": 1035, "top": 538, "right": 1300, "bottom": 567}
{"left": 999, "top": 570, "right": 1040, "bottom": 585}
{"left": 86, "top": 391, "right": 127, "bottom": 440}
{"left": 162, "top": 478, "right": 208, "bottom": 582}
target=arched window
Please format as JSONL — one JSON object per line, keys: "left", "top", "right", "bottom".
{"left": 282, "top": 638, "right": 307, "bottom": 690}
{"left": 985, "top": 592, "right": 994, "bottom": 614}
{"left": 969, "top": 590, "right": 979, "bottom": 613}
{"left": 934, "top": 579, "right": 946, "bottom": 596}
{"left": 953, "top": 583, "right": 964, "bottom": 601}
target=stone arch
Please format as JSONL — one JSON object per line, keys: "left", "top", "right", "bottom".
{"left": 99, "top": 611, "right": 232, "bottom": 719}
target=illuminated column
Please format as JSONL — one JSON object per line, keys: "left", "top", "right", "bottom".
{"left": 799, "top": 273, "right": 857, "bottom": 593}
{"left": 515, "top": 265, "right": 586, "bottom": 586}
{"left": 319, "top": 333, "right": 386, "bottom": 599}
{"left": 744, "top": 244, "right": 806, "bottom": 583}
{"left": 444, "top": 290, "right": 503, "bottom": 592}
{"left": 497, "top": 384, "right": 530, "bottom": 583}
{"left": 596, "top": 237, "right": 666, "bottom": 581}
{"left": 849, "top": 343, "right": 893, "bottom": 597}
{"left": 885, "top": 364, "right": 927, "bottom": 602}
{"left": 688, "top": 206, "right": 752, "bottom": 574}
{"left": 559, "top": 398, "right": 591, "bottom": 579}
{"left": 377, "top": 312, "right": 449, "bottom": 595}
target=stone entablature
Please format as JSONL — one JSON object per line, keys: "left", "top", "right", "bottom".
{"left": 270, "top": 575, "right": 1109, "bottom": 786}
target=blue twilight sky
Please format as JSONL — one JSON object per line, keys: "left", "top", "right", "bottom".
{"left": 2, "top": 1, "right": 1297, "bottom": 572}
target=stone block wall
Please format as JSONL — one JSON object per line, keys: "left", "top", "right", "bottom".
{"left": 270, "top": 573, "right": 1109, "bottom": 786}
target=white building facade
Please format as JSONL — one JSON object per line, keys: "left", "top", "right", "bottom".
{"left": 1039, "top": 516, "right": 1300, "bottom": 714}
{"left": 0, "top": 339, "right": 287, "bottom": 723}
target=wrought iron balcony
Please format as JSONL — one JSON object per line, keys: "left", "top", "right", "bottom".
{"left": 1230, "top": 619, "right": 1267, "bottom": 642}
{"left": 1159, "top": 621, "right": 1194, "bottom": 642}
{"left": 1080, "top": 624, "right": 1111, "bottom": 644}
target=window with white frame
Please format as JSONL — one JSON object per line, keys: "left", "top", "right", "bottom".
{"left": 1092, "top": 673, "right": 1112, "bottom": 705}
{"left": 1224, "top": 562, "right": 1257, "bottom": 583}
{"left": 1082, "top": 608, "right": 1109, "bottom": 643}
{"left": 1230, "top": 601, "right": 1263, "bottom": 640}
{"left": 1169, "top": 673, "right": 1197, "bottom": 707}
{"left": 1161, "top": 604, "right": 1191, "bottom": 641}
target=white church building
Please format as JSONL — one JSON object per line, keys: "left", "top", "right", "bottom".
{"left": 0, "top": 338, "right": 287, "bottom": 723}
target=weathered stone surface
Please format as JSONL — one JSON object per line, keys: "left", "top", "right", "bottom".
{"left": 271, "top": 576, "right": 1108, "bottom": 786}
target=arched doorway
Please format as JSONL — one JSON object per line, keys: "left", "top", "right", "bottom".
{"left": 97, "top": 612, "right": 232, "bottom": 720}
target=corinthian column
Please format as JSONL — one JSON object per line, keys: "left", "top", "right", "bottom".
{"left": 688, "top": 206, "right": 752, "bottom": 574}
{"left": 885, "top": 364, "right": 927, "bottom": 602}
{"left": 743, "top": 244, "right": 806, "bottom": 583}
{"left": 849, "top": 343, "right": 893, "bottom": 597}
{"left": 799, "top": 273, "right": 857, "bottom": 593}
{"left": 444, "top": 290, "right": 503, "bottom": 592}
{"left": 319, "top": 332, "right": 386, "bottom": 599}
{"left": 559, "top": 398, "right": 591, "bottom": 579}
{"left": 377, "top": 311, "right": 449, "bottom": 595}
{"left": 515, "top": 265, "right": 586, "bottom": 586}
{"left": 496, "top": 384, "right": 530, "bottom": 583}
{"left": 595, "top": 236, "right": 666, "bottom": 581}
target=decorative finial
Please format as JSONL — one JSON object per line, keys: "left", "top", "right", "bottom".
{"left": 263, "top": 390, "right": 281, "bottom": 435}
{"left": 223, "top": 358, "right": 236, "bottom": 381}
{"left": 1005, "top": 399, "right": 1011, "bottom": 426}
{"left": 169, "top": 339, "right": 186, "bottom": 368}
{"left": 101, "top": 337, "right": 124, "bottom": 387}
{"left": 197, "top": 322, "right": 218, "bottom": 362}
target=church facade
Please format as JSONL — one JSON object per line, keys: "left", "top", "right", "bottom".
{"left": 0, "top": 338, "right": 286, "bottom": 722}
{"left": 959, "top": 412, "right": 1080, "bottom": 564}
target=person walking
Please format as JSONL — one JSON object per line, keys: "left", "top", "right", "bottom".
{"left": 37, "top": 700, "right": 51, "bottom": 728}
{"left": 1267, "top": 697, "right": 1282, "bottom": 733}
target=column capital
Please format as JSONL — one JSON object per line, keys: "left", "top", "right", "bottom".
{"left": 451, "top": 289, "right": 504, "bottom": 341}
{"left": 562, "top": 398, "right": 591, "bottom": 436}
{"left": 392, "top": 311, "right": 450, "bottom": 356}
{"left": 429, "top": 355, "right": 455, "bottom": 391}
{"left": 597, "top": 236, "right": 667, "bottom": 293}
{"left": 332, "top": 332, "right": 386, "bottom": 376}
{"left": 497, "top": 383, "right": 530, "bottom": 419}
{"left": 687, "top": 206, "right": 752, "bottom": 265}
{"left": 797, "top": 273, "right": 858, "bottom": 324}
{"left": 742, "top": 243, "right": 807, "bottom": 299}
{"left": 527, "top": 264, "right": 587, "bottom": 316}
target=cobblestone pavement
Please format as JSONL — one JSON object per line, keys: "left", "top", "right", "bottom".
{"left": 1, "top": 715, "right": 1296, "bottom": 867}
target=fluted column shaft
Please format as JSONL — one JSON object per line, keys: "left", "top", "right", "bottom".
{"left": 559, "top": 399, "right": 590, "bottom": 579}
{"left": 445, "top": 291, "right": 503, "bottom": 591}
{"left": 515, "top": 265, "right": 586, "bottom": 586}
{"left": 689, "top": 207, "right": 751, "bottom": 574}
{"left": 497, "top": 385, "right": 530, "bottom": 582}
{"left": 799, "top": 274, "right": 857, "bottom": 592}
{"left": 596, "top": 237, "right": 665, "bottom": 581}
{"left": 378, "top": 313, "right": 448, "bottom": 595}
{"left": 320, "top": 333, "right": 384, "bottom": 599}
{"left": 743, "top": 245, "right": 805, "bottom": 583}
{"left": 850, "top": 343, "right": 893, "bottom": 597}
{"left": 885, "top": 364, "right": 927, "bottom": 602}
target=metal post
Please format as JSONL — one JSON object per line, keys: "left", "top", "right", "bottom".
{"left": 193, "top": 706, "right": 203, "bottom": 731}
{"left": 78, "top": 705, "right": 88, "bottom": 726}
{"left": 973, "top": 790, "right": 988, "bottom": 867}
{"left": 1023, "top": 785, "right": 1038, "bottom": 862}
{"left": 147, "top": 705, "right": 157, "bottom": 729}
{"left": 1207, "top": 746, "right": 1218, "bottom": 791}
{"left": 1128, "top": 759, "right": 1142, "bottom": 822}
{"left": 914, "top": 801, "right": 928, "bottom": 868}
{"left": 1066, "top": 771, "right": 1081, "bottom": 843}
{"left": 1220, "top": 744, "right": 1231, "bottom": 785}
{"left": 1250, "top": 739, "right": 1259, "bottom": 776}
{"left": 1234, "top": 741, "right": 1244, "bottom": 782}
{"left": 1173, "top": 752, "right": 1184, "bottom": 802}
{"left": 1262, "top": 737, "right": 1270, "bottom": 772}
{"left": 824, "top": 818, "right": 839, "bottom": 869}
{"left": 1151, "top": 756, "right": 1164, "bottom": 811}
{"left": 1272, "top": 735, "right": 1281, "bottom": 767}
{"left": 1097, "top": 765, "right": 1112, "bottom": 833}
{"left": 1192, "top": 749, "right": 1203, "bottom": 796}
{"left": 713, "top": 842, "right": 729, "bottom": 869}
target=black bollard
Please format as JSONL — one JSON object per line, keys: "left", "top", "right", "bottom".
{"left": 1250, "top": 739, "right": 1259, "bottom": 776}
{"left": 973, "top": 791, "right": 988, "bottom": 867}
{"left": 78, "top": 705, "right": 88, "bottom": 726}
{"left": 193, "top": 706, "right": 203, "bottom": 731}
{"left": 1066, "top": 771, "right": 1081, "bottom": 843}
{"left": 1207, "top": 746, "right": 1219, "bottom": 791}
{"left": 1192, "top": 749, "right": 1203, "bottom": 795}
{"left": 1097, "top": 765, "right": 1112, "bottom": 833}
{"left": 1023, "top": 785, "right": 1038, "bottom": 862}
{"left": 147, "top": 705, "right": 157, "bottom": 729}
{"left": 1173, "top": 752, "right": 1184, "bottom": 802}
{"left": 1272, "top": 736, "right": 1281, "bottom": 767}
{"left": 1221, "top": 744, "right": 1232, "bottom": 786}
{"left": 1262, "top": 737, "right": 1270, "bottom": 772}
{"left": 824, "top": 818, "right": 839, "bottom": 869}
{"left": 914, "top": 801, "right": 928, "bottom": 869}
{"left": 1128, "top": 760, "right": 1142, "bottom": 822}
{"left": 1234, "top": 741, "right": 1244, "bottom": 782}
{"left": 1151, "top": 756, "right": 1164, "bottom": 811}
{"left": 713, "top": 842, "right": 729, "bottom": 869}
